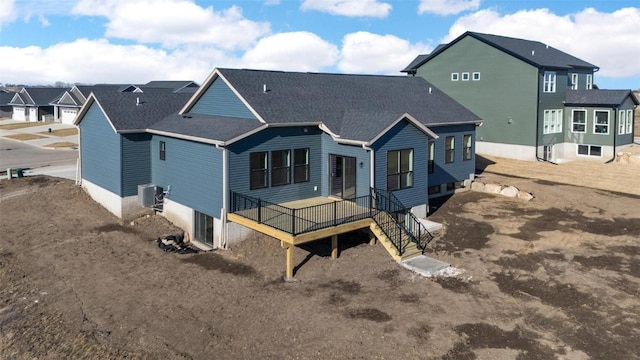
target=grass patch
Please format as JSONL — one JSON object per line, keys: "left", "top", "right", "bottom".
{"left": 44, "top": 142, "right": 78, "bottom": 149}
{"left": 39, "top": 128, "right": 78, "bottom": 137}
{"left": 4, "top": 133, "right": 47, "bottom": 141}
{"left": 0, "top": 122, "right": 49, "bottom": 130}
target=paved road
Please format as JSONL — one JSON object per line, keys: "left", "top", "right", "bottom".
{"left": 0, "top": 137, "right": 78, "bottom": 180}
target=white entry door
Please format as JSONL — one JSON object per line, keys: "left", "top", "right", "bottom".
{"left": 28, "top": 107, "right": 37, "bottom": 122}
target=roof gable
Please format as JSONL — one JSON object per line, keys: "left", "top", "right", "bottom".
{"left": 403, "top": 31, "right": 598, "bottom": 73}
{"left": 75, "top": 90, "right": 191, "bottom": 132}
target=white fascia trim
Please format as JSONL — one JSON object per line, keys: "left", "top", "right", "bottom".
{"left": 368, "top": 113, "right": 439, "bottom": 145}
{"left": 9, "top": 93, "right": 24, "bottom": 105}
{"left": 427, "top": 120, "right": 483, "bottom": 126}
{"left": 216, "top": 72, "right": 267, "bottom": 124}
{"left": 318, "top": 123, "right": 340, "bottom": 139}
{"left": 179, "top": 70, "right": 219, "bottom": 114}
{"left": 73, "top": 93, "right": 118, "bottom": 134}
{"left": 146, "top": 129, "right": 225, "bottom": 146}
{"left": 20, "top": 88, "right": 35, "bottom": 105}
{"left": 218, "top": 124, "right": 269, "bottom": 145}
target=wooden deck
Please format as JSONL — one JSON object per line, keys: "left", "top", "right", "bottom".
{"left": 227, "top": 196, "right": 375, "bottom": 279}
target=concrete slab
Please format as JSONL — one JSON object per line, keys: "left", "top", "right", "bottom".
{"left": 400, "top": 255, "right": 451, "bottom": 277}
{"left": 419, "top": 218, "right": 443, "bottom": 232}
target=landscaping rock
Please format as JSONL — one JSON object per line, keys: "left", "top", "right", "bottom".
{"left": 500, "top": 186, "right": 519, "bottom": 197}
{"left": 484, "top": 183, "right": 503, "bottom": 194}
{"left": 517, "top": 191, "right": 534, "bottom": 201}
{"left": 471, "top": 181, "right": 485, "bottom": 192}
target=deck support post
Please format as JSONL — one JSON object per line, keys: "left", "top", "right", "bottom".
{"left": 331, "top": 235, "right": 338, "bottom": 259}
{"left": 285, "top": 245, "right": 294, "bottom": 280}
{"left": 369, "top": 228, "right": 377, "bottom": 246}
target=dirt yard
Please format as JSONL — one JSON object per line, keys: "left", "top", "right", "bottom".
{"left": 1, "top": 156, "right": 639, "bottom": 359}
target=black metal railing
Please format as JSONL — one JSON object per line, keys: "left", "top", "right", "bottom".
{"left": 230, "top": 191, "right": 373, "bottom": 236}
{"left": 370, "top": 188, "right": 434, "bottom": 253}
{"left": 230, "top": 188, "right": 433, "bottom": 254}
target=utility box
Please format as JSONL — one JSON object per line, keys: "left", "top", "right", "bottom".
{"left": 138, "top": 184, "right": 157, "bottom": 207}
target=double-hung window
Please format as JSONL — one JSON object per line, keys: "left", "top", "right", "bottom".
{"left": 159, "top": 141, "right": 166, "bottom": 161}
{"left": 463, "top": 134, "right": 472, "bottom": 160}
{"left": 249, "top": 152, "right": 268, "bottom": 189}
{"left": 271, "top": 150, "right": 291, "bottom": 186}
{"left": 571, "top": 73, "right": 578, "bottom": 90}
{"left": 387, "top": 149, "right": 413, "bottom": 191}
{"left": 594, "top": 110, "right": 609, "bottom": 134}
{"left": 586, "top": 74, "right": 593, "bottom": 90}
{"left": 445, "top": 136, "right": 455, "bottom": 163}
{"left": 572, "top": 110, "right": 586, "bottom": 133}
{"left": 543, "top": 71, "right": 556, "bottom": 93}
{"left": 619, "top": 110, "right": 626, "bottom": 135}
{"left": 543, "top": 109, "right": 563, "bottom": 134}
{"left": 293, "top": 148, "right": 309, "bottom": 183}
{"left": 627, "top": 110, "right": 633, "bottom": 134}
{"left": 427, "top": 141, "right": 435, "bottom": 174}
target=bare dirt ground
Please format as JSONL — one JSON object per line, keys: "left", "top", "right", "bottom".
{"left": 1, "top": 156, "right": 639, "bottom": 359}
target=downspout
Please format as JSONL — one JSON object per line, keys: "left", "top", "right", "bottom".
{"left": 216, "top": 144, "right": 229, "bottom": 248}
{"left": 606, "top": 106, "right": 618, "bottom": 163}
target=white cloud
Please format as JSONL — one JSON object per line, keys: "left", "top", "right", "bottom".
{"left": 338, "top": 31, "right": 431, "bottom": 74}
{"left": 0, "top": 39, "right": 220, "bottom": 85}
{"left": 301, "top": 0, "right": 392, "bottom": 18}
{"left": 418, "top": 0, "right": 480, "bottom": 16}
{"left": 72, "top": 0, "right": 270, "bottom": 49}
{"left": 0, "top": 0, "right": 17, "bottom": 27}
{"left": 241, "top": 32, "right": 340, "bottom": 72}
{"left": 444, "top": 7, "right": 640, "bottom": 80}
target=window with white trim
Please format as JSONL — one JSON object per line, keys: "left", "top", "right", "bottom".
{"left": 428, "top": 141, "right": 435, "bottom": 174}
{"left": 451, "top": 73, "right": 459, "bottom": 81}
{"left": 445, "top": 136, "right": 455, "bottom": 163}
{"left": 463, "top": 134, "right": 472, "bottom": 160}
{"left": 619, "top": 110, "right": 626, "bottom": 135}
{"left": 462, "top": 72, "right": 470, "bottom": 81}
{"left": 387, "top": 149, "right": 413, "bottom": 191}
{"left": 572, "top": 109, "right": 586, "bottom": 133}
{"left": 428, "top": 185, "right": 441, "bottom": 195}
{"left": 571, "top": 73, "right": 578, "bottom": 90}
{"left": 472, "top": 72, "right": 480, "bottom": 81}
{"left": 594, "top": 110, "right": 609, "bottom": 134}
{"left": 543, "top": 109, "right": 563, "bottom": 134}
{"left": 586, "top": 74, "right": 593, "bottom": 90}
{"left": 159, "top": 141, "right": 166, "bottom": 161}
{"left": 544, "top": 71, "right": 556, "bottom": 93}
{"left": 578, "top": 145, "right": 601, "bottom": 157}
{"left": 627, "top": 109, "right": 633, "bottom": 134}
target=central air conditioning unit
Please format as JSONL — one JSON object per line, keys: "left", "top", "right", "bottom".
{"left": 138, "top": 184, "right": 158, "bottom": 207}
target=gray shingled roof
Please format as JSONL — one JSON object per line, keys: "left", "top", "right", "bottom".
{"left": 150, "top": 114, "right": 263, "bottom": 142}
{"left": 402, "top": 31, "right": 597, "bottom": 73}
{"left": 0, "top": 91, "right": 14, "bottom": 105}
{"left": 214, "top": 68, "right": 480, "bottom": 142}
{"left": 11, "top": 87, "right": 68, "bottom": 106}
{"left": 565, "top": 90, "right": 640, "bottom": 106}
{"left": 86, "top": 90, "right": 192, "bottom": 131}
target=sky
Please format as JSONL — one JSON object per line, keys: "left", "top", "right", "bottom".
{"left": 0, "top": 0, "right": 639, "bottom": 90}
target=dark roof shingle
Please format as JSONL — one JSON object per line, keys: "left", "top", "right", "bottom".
{"left": 565, "top": 90, "right": 640, "bottom": 106}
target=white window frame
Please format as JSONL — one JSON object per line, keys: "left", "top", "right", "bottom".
{"left": 472, "top": 72, "right": 480, "bottom": 81}
{"left": 571, "top": 73, "right": 578, "bottom": 90}
{"left": 593, "top": 110, "right": 609, "bottom": 135}
{"left": 618, "top": 110, "right": 626, "bottom": 135}
{"left": 627, "top": 109, "right": 633, "bottom": 134}
{"left": 461, "top": 72, "right": 470, "bottom": 81}
{"left": 543, "top": 109, "right": 563, "bottom": 134}
{"left": 451, "top": 73, "right": 459, "bottom": 81}
{"left": 586, "top": 74, "right": 593, "bottom": 90}
{"left": 543, "top": 71, "right": 556, "bottom": 93}
{"left": 571, "top": 109, "right": 586, "bottom": 133}
{"left": 577, "top": 144, "right": 602, "bottom": 157}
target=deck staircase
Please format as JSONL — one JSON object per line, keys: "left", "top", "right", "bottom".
{"left": 369, "top": 188, "right": 434, "bottom": 262}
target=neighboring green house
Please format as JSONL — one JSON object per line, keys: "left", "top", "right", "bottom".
{"left": 403, "top": 31, "right": 638, "bottom": 162}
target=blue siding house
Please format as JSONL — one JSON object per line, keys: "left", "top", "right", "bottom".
{"left": 77, "top": 68, "right": 481, "bottom": 271}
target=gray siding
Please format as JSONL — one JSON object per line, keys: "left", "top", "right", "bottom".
{"left": 79, "top": 102, "right": 122, "bottom": 195}
{"left": 320, "top": 133, "right": 371, "bottom": 198}
{"left": 539, "top": 69, "right": 570, "bottom": 146}
{"left": 228, "top": 126, "right": 325, "bottom": 203}
{"left": 121, "top": 133, "right": 152, "bottom": 197}
{"left": 190, "top": 77, "right": 256, "bottom": 119}
{"left": 151, "top": 135, "right": 223, "bottom": 217}
{"left": 371, "top": 120, "right": 428, "bottom": 208}
{"left": 429, "top": 124, "right": 476, "bottom": 186}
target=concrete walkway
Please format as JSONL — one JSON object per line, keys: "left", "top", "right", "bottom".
{"left": 401, "top": 255, "right": 462, "bottom": 277}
